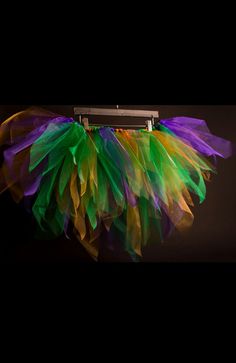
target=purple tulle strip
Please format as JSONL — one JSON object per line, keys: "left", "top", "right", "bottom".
{"left": 160, "top": 117, "right": 232, "bottom": 158}
{"left": 1, "top": 108, "right": 73, "bottom": 197}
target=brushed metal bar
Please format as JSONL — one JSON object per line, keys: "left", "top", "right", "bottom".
{"left": 74, "top": 107, "right": 159, "bottom": 118}
{"left": 87, "top": 124, "right": 147, "bottom": 128}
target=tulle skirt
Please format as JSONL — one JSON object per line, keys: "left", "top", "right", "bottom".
{"left": 0, "top": 107, "right": 233, "bottom": 260}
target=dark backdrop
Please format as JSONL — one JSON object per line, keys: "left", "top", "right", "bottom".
{"left": 0, "top": 105, "right": 236, "bottom": 263}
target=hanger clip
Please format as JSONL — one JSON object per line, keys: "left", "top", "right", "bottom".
{"left": 146, "top": 120, "right": 153, "bottom": 132}
{"left": 82, "top": 117, "right": 89, "bottom": 130}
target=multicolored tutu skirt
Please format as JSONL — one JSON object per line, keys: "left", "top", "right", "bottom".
{"left": 0, "top": 107, "right": 233, "bottom": 261}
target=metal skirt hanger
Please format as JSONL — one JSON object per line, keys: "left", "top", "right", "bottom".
{"left": 73, "top": 106, "right": 160, "bottom": 131}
